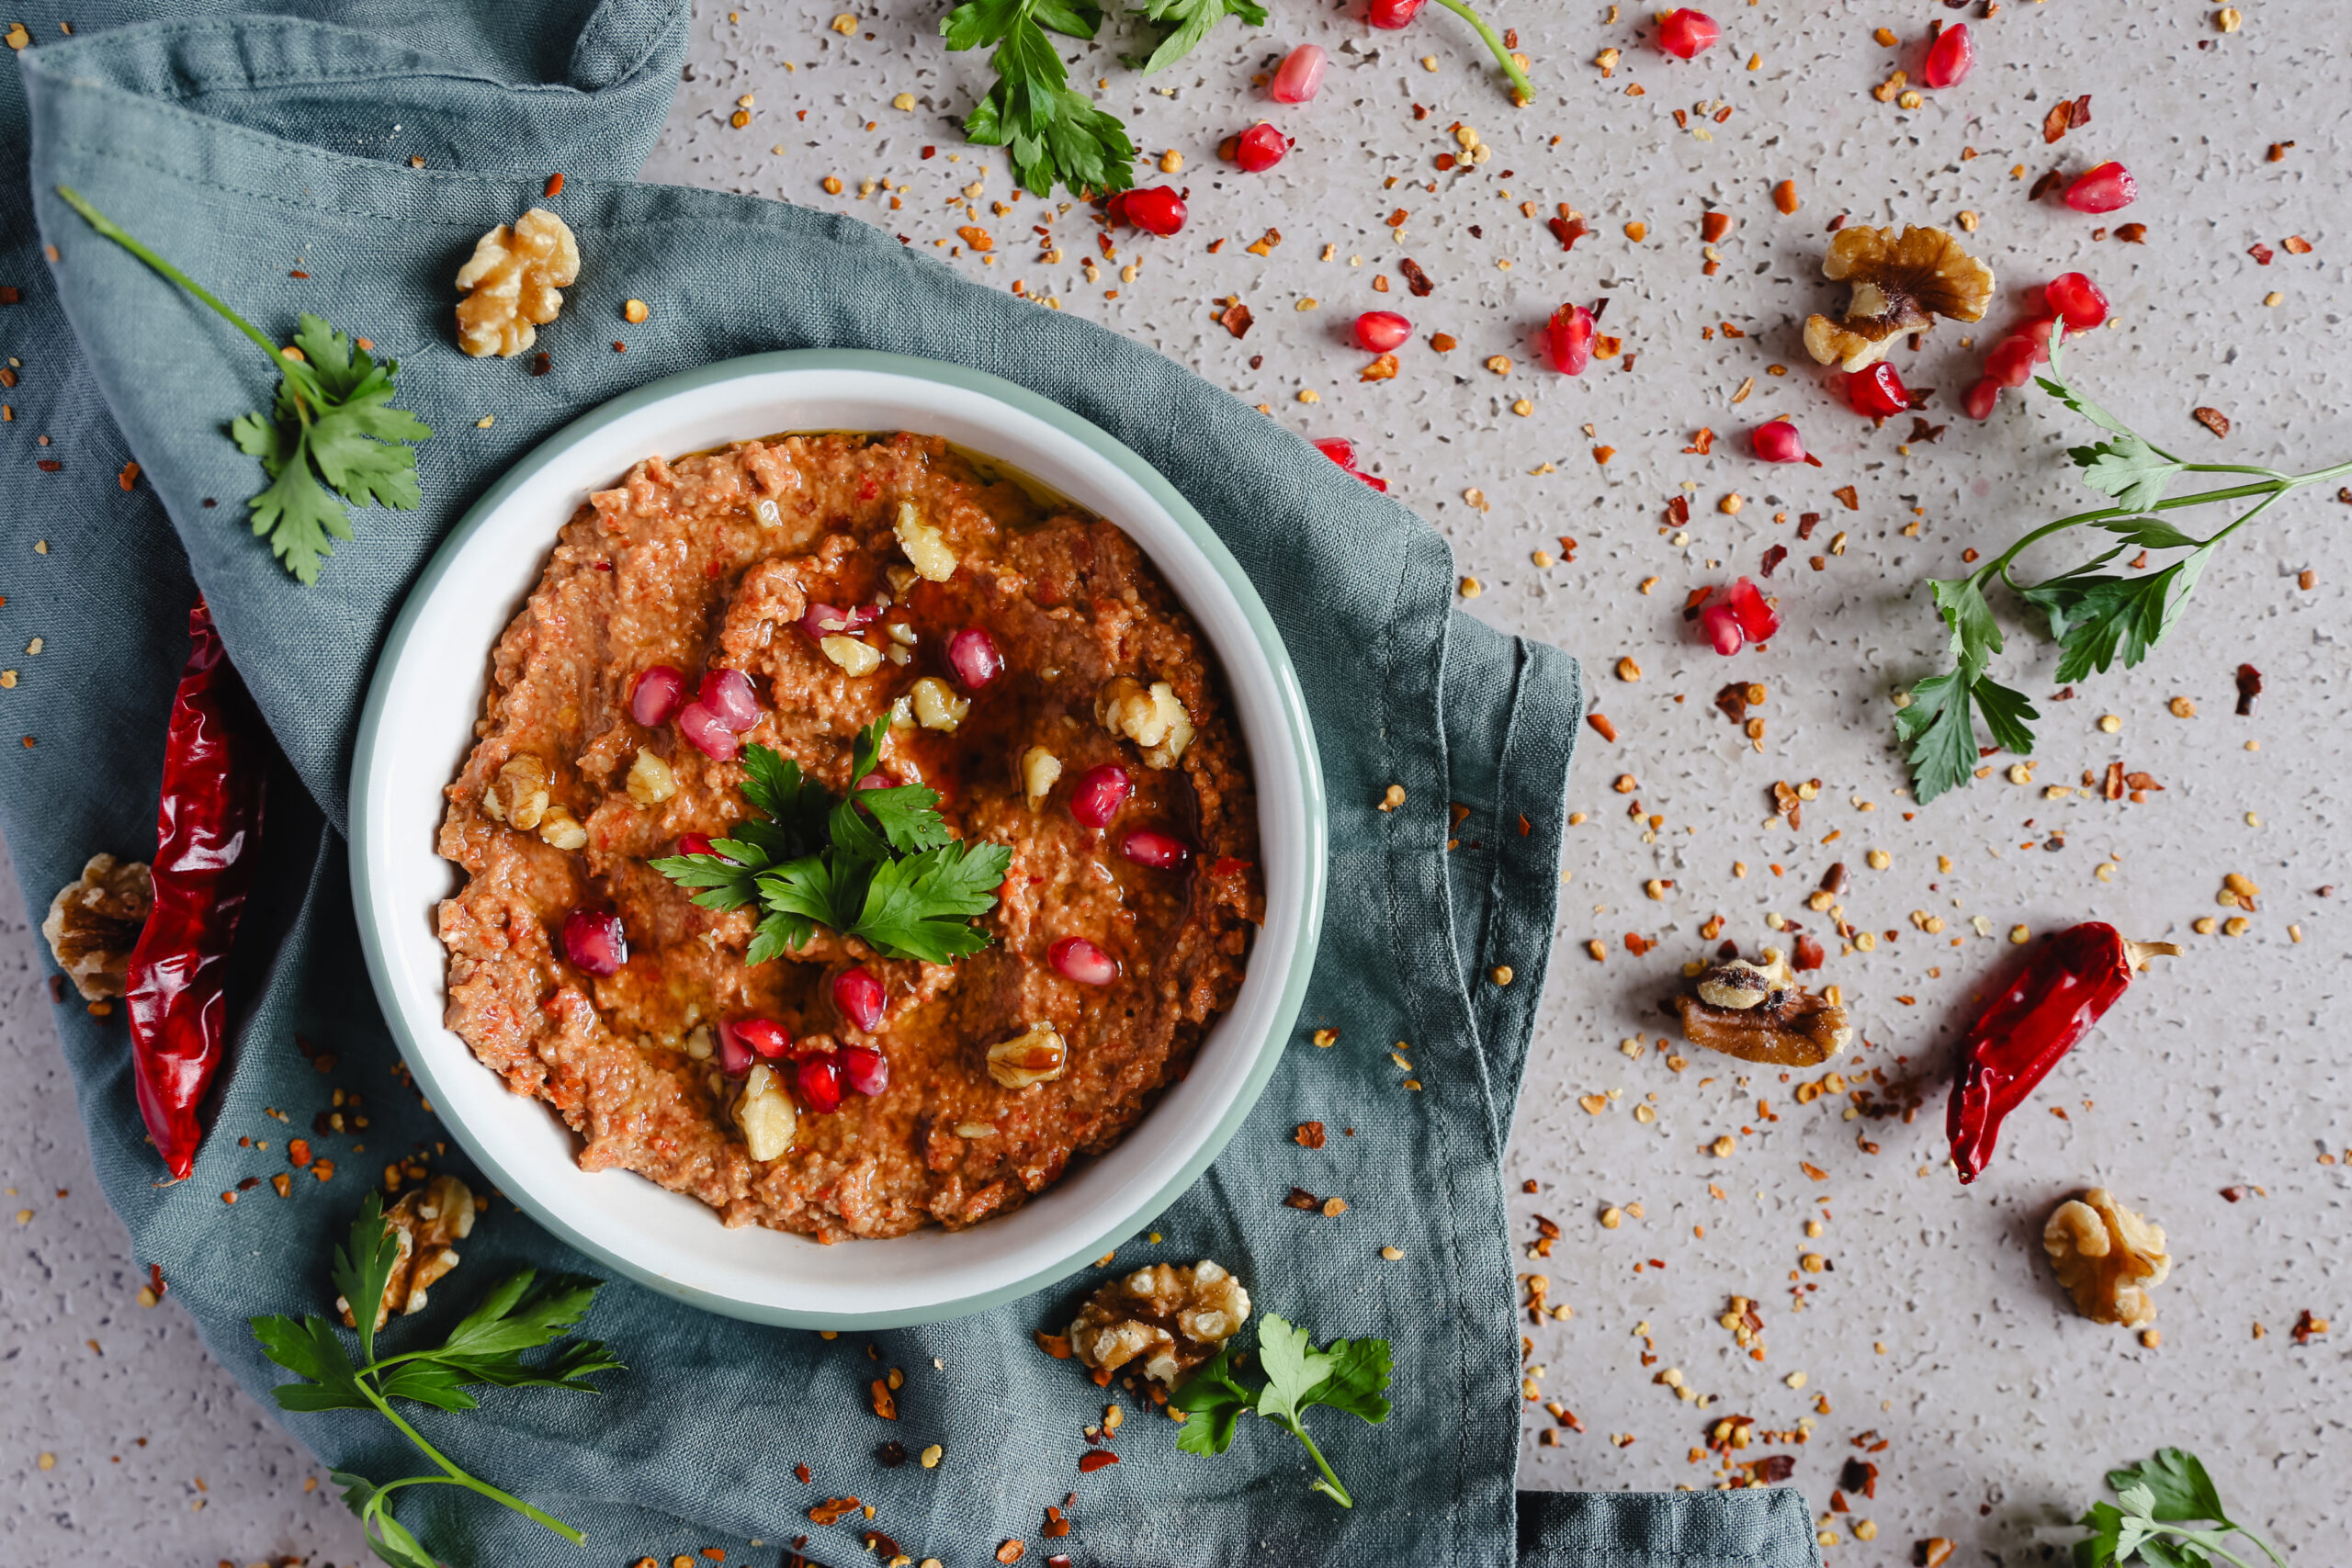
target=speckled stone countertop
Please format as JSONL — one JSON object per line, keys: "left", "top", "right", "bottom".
{"left": 6, "top": 2, "right": 2347, "bottom": 1562}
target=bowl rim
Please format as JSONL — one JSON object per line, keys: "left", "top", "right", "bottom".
{"left": 348, "top": 348, "right": 1327, "bottom": 1327}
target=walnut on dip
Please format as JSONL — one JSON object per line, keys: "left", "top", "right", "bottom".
{"left": 455, "top": 209, "right": 580, "bottom": 358}
{"left": 1802, "top": 223, "right": 1994, "bottom": 371}
{"left": 1672, "top": 948, "right": 1852, "bottom": 1066}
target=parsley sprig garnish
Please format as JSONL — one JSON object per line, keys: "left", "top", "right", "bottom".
{"left": 249, "top": 1193, "right": 621, "bottom": 1568}
{"left": 1898, "top": 330, "right": 2352, "bottom": 803}
{"left": 944, "top": 0, "right": 1148, "bottom": 201}
{"left": 55, "top": 186, "right": 431, "bottom": 584}
{"left": 1125, "top": 0, "right": 1267, "bottom": 73}
{"left": 653, "top": 717, "right": 1013, "bottom": 964}
{"left": 2075, "top": 1448, "right": 2290, "bottom": 1568}
{"left": 1169, "top": 1314, "right": 1393, "bottom": 1508}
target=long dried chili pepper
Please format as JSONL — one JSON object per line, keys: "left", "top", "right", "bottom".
{"left": 124, "top": 601, "right": 266, "bottom": 1180}
{"left": 1946, "top": 921, "right": 2179, "bottom": 1184}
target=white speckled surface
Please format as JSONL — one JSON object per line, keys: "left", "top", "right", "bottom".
{"left": 6, "top": 2, "right": 2348, "bottom": 1562}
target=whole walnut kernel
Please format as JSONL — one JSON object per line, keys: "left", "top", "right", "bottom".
{"left": 2044, "top": 1188, "right": 2170, "bottom": 1328}
{"left": 1069, "top": 1259, "right": 1251, "bottom": 1385}
{"left": 336, "top": 1175, "right": 479, "bottom": 1331}
{"left": 1095, "top": 675, "right": 1195, "bottom": 769}
{"left": 1803, "top": 223, "right": 1994, "bottom": 371}
{"left": 455, "top": 209, "right": 581, "bottom": 358}
{"left": 41, "top": 852, "right": 153, "bottom": 1001}
{"left": 987, "top": 1023, "right": 1069, "bottom": 1089}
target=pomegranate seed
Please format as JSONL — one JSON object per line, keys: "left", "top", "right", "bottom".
{"left": 1120, "top": 829, "right": 1192, "bottom": 870}
{"left": 1234, "top": 121, "right": 1291, "bottom": 172}
{"left": 716, "top": 1020, "right": 754, "bottom": 1076}
{"left": 854, "top": 772, "right": 894, "bottom": 794}
{"left": 946, "top": 626, "right": 1004, "bottom": 690}
{"left": 1657, "top": 8, "right": 1721, "bottom": 58}
{"left": 1049, "top": 935, "right": 1121, "bottom": 986}
{"left": 800, "top": 602, "right": 881, "bottom": 641}
{"left": 675, "top": 701, "right": 740, "bottom": 760}
{"left": 560, "top": 909, "right": 627, "bottom": 976}
{"left": 796, "top": 1055, "right": 843, "bottom": 1114}
{"left": 1354, "top": 310, "right": 1412, "bottom": 353}
{"left": 1069, "top": 762, "right": 1133, "bottom": 828}
{"left": 1750, "top": 420, "right": 1806, "bottom": 464}
{"left": 1313, "top": 437, "right": 1389, "bottom": 492}
{"left": 1545, "top": 303, "right": 1595, "bottom": 375}
{"left": 733, "top": 1017, "right": 794, "bottom": 1060}
{"left": 1984, "top": 333, "right": 2043, "bottom": 389}
{"left": 2064, "top": 162, "right": 2137, "bottom": 214}
{"left": 675, "top": 832, "right": 717, "bottom": 858}
{"left": 1844, "top": 361, "right": 1910, "bottom": 417}
{"left": 1724, "top": 577, "right": 1781, "bottom": 642}
{"left": 1699, "top": 601, "right": 1744, "bottom": 657}
{"left": 1921, "top": 22, "right": 1972, "bottom": 88}
{"left": 837, "top": 1043, "right": 889, "bottom": 1097}
{"left": 630, "top": 665, "right": 684, "bottom": 727}
{"left": 1962, "top": 378, "right": 2001, "bottom": 421}
{"left": 1270, "top": 43, "right": 1327, "bottom": 102}
{"left": 1365, "top": 0, "right": 1427, "bottom": 27}
{"left": 832, "top": 966, "right": 888, "bottom": 1033}
{"left": 1112, "top": 186, "right": 1187, "bottom": 236}
{"left": 2042, "top": 272, "right": 2110, "bottom": 333}
{"left": 698, "top": 668, "right": 763, "bottom": 732}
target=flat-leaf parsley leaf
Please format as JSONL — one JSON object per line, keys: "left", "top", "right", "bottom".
{"left": 653, "top": 716, "right": 1012, "bottom": 964}
{"left": 56, "top": 186, "right": 431, "bottom": 584}
{"left": 1170, "top": 1312, "right": 1393, "bottom": 1507}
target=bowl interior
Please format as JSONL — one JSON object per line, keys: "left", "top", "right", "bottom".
{"left": 352, "top": 352, "right": 1323, "bottom": 1327}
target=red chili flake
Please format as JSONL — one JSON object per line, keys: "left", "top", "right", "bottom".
{"left": 2234, "top": 662, "right": 2263, "bottom": 715}
{"left": 288, "top": 1137, "right": 312, "bottom": 1168}
{"left": 1665, "top": 494, "right": 1691, "bottom": 527}
{"left": 2192, "top": 406, "right": 2231, "bottom": 438}
{"left": 808, "top": 1496, "right": 861, "bottom": 1526}
{"left": 1218, "top": 302, "right": 1253, "bottom": 339}
{"left": 862, "top": 1532, "right": 899, "bottom": 1557}
{"left": 1078, "top": 1450, "right": 1120, "bottom": 1473}
{"left": 2114, "top": 222, "right": 2147, "bottom": 243}
{"left": 2291, "top": 1309, "right": 2329, "bottom": 1345}
{"left": 1623, "top": 932, "right": 1653, "bottom": 956}
{"left": 0, "top": 287, "right": 17, "bottom": 305}
{"left": 1683, "top": 427, "right": 1715, "bottom": 455}
{"left": 922, "top": 145, "right": 936, "bottom": 158}
{"left": 1517, "top": 812, "right": 1531, "bottom": 836}
{"left": 2103, "top": 761, "right": 2125, "bottom": 800}
{"left": 2249, "top": 243, "right": 2276, "bottom": 265}
{"left": 37, "top": 458, "right": 61, "bottom": 471}
{"left": 1042, "top": 1506, "right": 1072, "bottom": 1538}
{"left": 2283, "top": 234, "right": 2313, "bottom": 254}
{"left": 1796, "top": 513, "right": 1820, "bottom": 540}
{"left": 2029, "top": 168, "right": 2064, "bottom": 199}
{"left": 794, "top": 1462, "right": 812, "bottom": 1483}
{"left": 148, "top": 1261, "right": 167, "bottom": 1297}
{"left": 1682, "top": 584, "right": 1715, "bottom": 616}
{"left": 118, "top": 461, "right": 140, "bottom": 491}
{"left": 1434, "top": 152, "right": 1457, "bottom": 171}
{"left": 1284, "top": 1187, "right": 1321, "bottom": 1211}
{"left": 1832, "top": 485, "right": 1860, "bottom": 510}
{"left": 1792, "top": 935, "right": 1825, "bottom": 971}
{"left": 1587, "top": 712, "right": 1618, "bottom": 742}
{"left": 530, "top": 350, "right": 552, "bottom": 376}
{"left": 1295, "top": 1121, "right": 1327, "bottom": 1148}
{"left": 1759, "top": 545, "right": 1788, "bottom": 577}
{"left": 237, "top": 1176, "right": 262, "bottom": 1191}
{"left": 1399, "top": 257, "right": 1435, "bottom": 296}
{"left": 1548, "top": 212, "right": 1590, "bottom": 250}
{"left": 544, "top": 172, "right": 567, "bottom": 197}
{"left": 1713, "top": 683, "right": 1750, "bottom": 722}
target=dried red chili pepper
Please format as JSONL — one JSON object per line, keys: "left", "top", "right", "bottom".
{"left": 124, "top": 601, "right": 266, "bottom": 1179}
{"left": 1945, "top": 922, "right": 2177, "bottom": 1183}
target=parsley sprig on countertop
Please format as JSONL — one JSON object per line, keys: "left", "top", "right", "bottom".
{"left": 1898, "top": 331, "right": 2352, "bottom": 804}
{"left": 55, "top": 186, "right": 432, "bottom": 584}
{"left": 249, "top": 1194, "right": 620, "bottom": 1568}
{"left": 2075, "top": 1448, "right": 2290, "bottom": 1568}
{"left": 654, "top": 716, "right": 1013, "bottom": 964}
{"left": 944, "top": 0, "right": 1150, "bottom": 201}
{"left": 1170, "top": 1314, "right": 1393, "bottom": 1507}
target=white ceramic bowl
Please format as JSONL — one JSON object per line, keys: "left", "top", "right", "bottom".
{"left": 351, "top": 351, "right": 1326, "bottom": 1328}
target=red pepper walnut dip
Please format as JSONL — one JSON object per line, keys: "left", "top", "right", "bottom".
{"left": 436, "top": 433, "right": 1262, "bottom": 1240}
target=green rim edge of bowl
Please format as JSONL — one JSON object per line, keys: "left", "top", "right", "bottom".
{"left": 348, "top": 347, "right": 1329, "bottom": 1330}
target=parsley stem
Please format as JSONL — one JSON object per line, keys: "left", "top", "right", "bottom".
{"left": 1427, "top": 0, "right": 1534, "bottom": 105}
{"left": 358, "top": 1376, "right": 588, "bottom": 1545}
{"left": 54, "top": 186, "right": 297, "bottom": 372}
{"left": 1278, "top": 1415, "right": 1354, "bottom": 1508}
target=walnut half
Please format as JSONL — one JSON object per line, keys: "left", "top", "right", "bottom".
{"left": 1673, "top": 948, "right": 1851, "bottom": 1066}
{"left": 1803, "top": 223, "right": 1995, "bottom": 371}
{"left": 2044, "top": 1188, "right": 2170, "bottom": 1328}
{"left": 42, "top": 852, "right": 153, "bottom": 1001}
{"left": 337, "top": 1175, "right": 478, "bottom": 1331}
{"left": 1069, "top": 1259, "right": 1251, "bottom": 1385}
{"left": 455, "top": 209, "right": 580, "bottom": 358}
{"left": 1095, "top": 675, "right": 1194, "bottom": 769}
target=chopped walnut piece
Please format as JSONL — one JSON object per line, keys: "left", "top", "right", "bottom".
{"left": 454, "top": 209, "right": 580, "bottom": 358}
{"left": 735, "top": 1063, "right": 799, "bottom": 1161}
{"left": 987, "top": 1022, "right": 1068, "bottom": 1088}
{"left": 2044, "top": 1188, "right": 2170, "bottom": 1328}
{"left": 625, "top": 746, "right": 676, "bottom": 805}
{"left": 1069, "top": 1259, "right": 1251, "bottom": 1385}
{"left": 481, "top": 752, "right": 550, "bottom": 830}
{"left": 337, "top": 1175, "right": 478, "bottom": 1330}
{"left": 537, "top": 805, "right": 588, "bottom": 851}
{"left": 910, "top": 675, "right": 970, "bottom": 731}
{"left": 1021, "top": 746, "right": 1063, "bottom": 807}
{"left": 1673, "top": 948, "right": 1852, "bottom": 1066}
{"left": 894, "top": 502, "right": 957, "bottom": 581}
{"left": 41, "top": 852, "right": 153, "bottom": 1001}
{"left": 1803, "top": 224, "right": 1994, "bottom": 371}
{"left": 1094, "top": 675, "right": 1194, "bottom": 769}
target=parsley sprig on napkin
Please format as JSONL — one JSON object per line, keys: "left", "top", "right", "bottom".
{"left": 55, "top": 186, "right": 431, "bottom": 583}
{"left": 1898, "top": 332, "right": 2352, "bottom": 803}
{"left": 249, "top": 1194, "right": 620, "bottom": 1568}
{"left": 1170, "top": 1314, "right": 1393, "bottom": 1507}
{"left": 654, "top": 716, "right": 1012, "bottom": 964}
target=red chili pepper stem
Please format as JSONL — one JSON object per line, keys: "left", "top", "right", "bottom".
{"left": 1945, "top": 924, "right": 2179, "bottom": 1185}
{"left": 123, "top": 601, "right": 266, "bottom": 1180}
